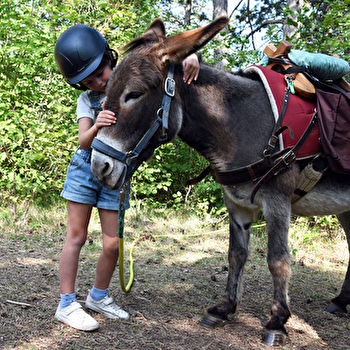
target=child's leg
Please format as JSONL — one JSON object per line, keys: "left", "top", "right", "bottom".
{"left": 59, "top": 201, "right": 92, "bottom": 295}
{"left": 85, "top": 208, "right": 129, "bottom": 320}
{"left": 94, "top": 208, "right": 119, "bottom": 290}
{"left": 55, "top": 201, "right": 99, "bottom": 331}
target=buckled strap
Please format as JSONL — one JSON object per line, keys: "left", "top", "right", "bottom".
{"left": 187, "top": 166, "right": 212, "bottom": 185}
{"left": 250, "top": 110, "right": 318, "bottom": 203}
{"left": 213, "top": 148, "right": 291, "bottom": 186}
{"left": 159, "top": 63, "right": 175, "bottom": 140}
{"left": 132, "top": 117, "right": 162, "bottom": 156}
{"left": 250, "top": 149, "right": 296, "bottom": 203}
{"left": 265, "top": 85, "right": 292, "bottom": 156}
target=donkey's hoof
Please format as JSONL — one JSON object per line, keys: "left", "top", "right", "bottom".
{"left": 263, "top": 331, "right": 286, "bottom": 347}
{"left": 200, "top": 314, "right": 225, "bottom": 328}
{"left": 325, "top": 302, "right": 347, "bottom": 315}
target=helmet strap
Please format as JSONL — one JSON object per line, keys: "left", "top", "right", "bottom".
{"left": 70, "top": 82, "right": 88, "bottom": 91}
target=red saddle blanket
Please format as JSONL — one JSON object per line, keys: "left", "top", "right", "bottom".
{"left": 245, "top": 65, "right": 321, "bottom": 159}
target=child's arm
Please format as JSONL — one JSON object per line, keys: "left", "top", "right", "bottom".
{"left": 78, "top": 104, "right": 116, "bottom": 150}
{"left": 182, "top": 53, "right": 200, "bottom": 84}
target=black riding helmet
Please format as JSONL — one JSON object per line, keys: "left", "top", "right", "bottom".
{"left": 55, "top": 24, "right": 118, "bottom": 90}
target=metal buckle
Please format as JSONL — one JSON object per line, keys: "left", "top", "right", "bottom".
{"left": 268, "top": 135, "right": 278, "bottom": 148}
{"left": 126, "top": 150, "right": 138, "bottom": 161}
{"left": 282, "top": 150, "right": 296, "bottom": 166}
{"left": 165, "top": 77, "right": 175, "bottom": 97}
{"left": 159, "top": 127, "right": 168, "bottom": 143}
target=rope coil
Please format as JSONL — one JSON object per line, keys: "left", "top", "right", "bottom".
{"left": 118, "top": 184, "right": 134, "bottom": 293}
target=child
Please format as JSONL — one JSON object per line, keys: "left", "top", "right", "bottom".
{"left": 54, "top": 24, "right": 199, "bottom": 331}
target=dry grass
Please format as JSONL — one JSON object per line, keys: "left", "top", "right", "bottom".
{"left": 0, "top": 202, "right": 349, "bottom": 349}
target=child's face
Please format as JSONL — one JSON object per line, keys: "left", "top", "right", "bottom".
{"left": 80, "top": 64, "right": 112, "bottom": 93}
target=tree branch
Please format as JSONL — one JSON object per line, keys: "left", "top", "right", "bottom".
{"left": 245, "top": 19, "right": 284, "bottom": 40}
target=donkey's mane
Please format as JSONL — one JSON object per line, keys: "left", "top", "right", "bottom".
{"left": 123, "top": 36, "right": 153, "bottom": 55}
{"left": 235, "top": 68, "right": 262, "bottom": 81}
{"left": 123, "top": 24, "right": 166, "bottom": 55}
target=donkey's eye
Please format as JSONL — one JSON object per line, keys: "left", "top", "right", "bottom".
{"left": 125, "top": 91, "right": 143, "bottom": 103}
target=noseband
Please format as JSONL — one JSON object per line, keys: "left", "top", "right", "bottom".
{"left": 91, "top": 63, "right": 176, "bottom": 180}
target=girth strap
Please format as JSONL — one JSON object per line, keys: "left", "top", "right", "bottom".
{"left": 213, "top": 148, "right": 293, "bottom": 185}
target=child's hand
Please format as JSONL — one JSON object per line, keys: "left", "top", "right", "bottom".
{"left": 182, "top": 53, "right": 199, "bottom": 84}
{"left": 95, "top": 102, "right": 116, "bottom": 129}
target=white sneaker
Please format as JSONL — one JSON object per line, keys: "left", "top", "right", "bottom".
{"left": 86, "top": 293, "right": 130, "bottom": 320}
{"left": 55, "top": 302, "right": 99, "bottom": 331}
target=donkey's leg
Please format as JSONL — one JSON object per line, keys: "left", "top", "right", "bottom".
{"left": 326, "top": 211, "right": 350, "bottom": 314}
{"left": 263, "top": 198, "right": 292, "bottom": 345}
{"left": 201, "top": 201, "right": 256, "bottom": 327}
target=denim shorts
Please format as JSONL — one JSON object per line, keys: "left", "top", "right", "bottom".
{"left": 61, "top": 147, "right": 130, "bottom": 211}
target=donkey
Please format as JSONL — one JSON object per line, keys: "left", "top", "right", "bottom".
{"left": 91, "top": 17, "right": 350, "bottom": 345}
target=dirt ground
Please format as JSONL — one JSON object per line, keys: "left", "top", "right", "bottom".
{"left": 1, "top": 219, "right": 350, "bottom": 350}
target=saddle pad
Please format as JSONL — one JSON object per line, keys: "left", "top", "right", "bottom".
{"left": 245, "top": 65, "right": 321, "bottom": 159}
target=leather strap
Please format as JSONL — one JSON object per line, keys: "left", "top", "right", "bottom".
{"left": 264, "top": 81, "right": 292, "bottom": 156}
{"left": 187, "top": 166, "right": 212, "bottom": 186}
{"left": 213, "top": 148, "right": 292, "bottom": 186}
{"left": 250, "top": 110, "right": 317, "bottom": 203}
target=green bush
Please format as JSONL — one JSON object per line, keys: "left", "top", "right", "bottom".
{"left": 131, "top": 138, "right": 225, "bottom": 214}
{"left": 0, "top": 0, "right": 160, "bottom": 211}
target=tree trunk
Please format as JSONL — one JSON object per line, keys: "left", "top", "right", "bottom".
{"left": 184, "top": 0, "right": 191, "bottom": 26}
{"left": 212, "top": 0, "right": 228, "bottom": 68}
{"left": 284, "top": 0, "right": 303, "bottom": 40}
{"left": 213, "top": 0, "right": 227, "bottom": 18}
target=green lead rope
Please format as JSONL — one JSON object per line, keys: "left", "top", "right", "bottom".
{"left": 118, "top": 184, "right": 134, "bottom": 293}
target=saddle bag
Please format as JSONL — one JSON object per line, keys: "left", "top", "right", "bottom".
{"left": 315, "top": 81, "right": 350, "bottom": 174}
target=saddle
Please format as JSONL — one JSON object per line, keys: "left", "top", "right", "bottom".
{"left": 264, "top": 41, "right": 316, "bottom": 99}
{"left": 263, "top": 41, "right": 350, "bottom": 174}
{"left": 263, "top": 41, "right": 350, "bottom": 99}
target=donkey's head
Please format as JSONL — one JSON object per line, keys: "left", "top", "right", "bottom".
{"left": 91, "top": 17, "right": 229, "bottom": 189}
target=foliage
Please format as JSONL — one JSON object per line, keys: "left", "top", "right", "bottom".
{"left": 292, "top": 0, "right": 350, "bottom": 62}
{"left": 0, "top": 0, "right": 160, "bottom": 213}
{"left": 0, "top": 0, "right": 78, "bottom": 209}
{"left": 158, "top": 0, "right": 212, "bottom": 28}
{"left": 0, "top": 0, "right": 229, "bottom": 215}
{"left": 229, "top": 0, "right": 350, "bottom": 67}
{"left": 132, "top": 138, "right": 225, "bottom": 214}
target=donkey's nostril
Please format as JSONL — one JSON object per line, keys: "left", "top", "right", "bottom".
{"left": 102, "top": 161, "right": 113, "bottom": 177}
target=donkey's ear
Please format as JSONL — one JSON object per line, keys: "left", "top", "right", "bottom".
{"left": 144, "top": 18, "right": 166, "bottom": 39}
{"left": 157, "top": 16, "right": 229, "bottom": 63}
{"left": 124, "top": 18, "right": 166, "bottom": 54}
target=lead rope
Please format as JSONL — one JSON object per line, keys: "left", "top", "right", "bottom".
{"left": 118, "top": 183, "right": 134, "bottom": 292}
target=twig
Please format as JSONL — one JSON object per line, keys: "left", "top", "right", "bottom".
{"left": 6, "top": 300, "right": 32, "bottom": 307}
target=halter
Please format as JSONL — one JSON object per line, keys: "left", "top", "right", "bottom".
{"left": 91, "top": 63, "right": 176, "bottom": 181}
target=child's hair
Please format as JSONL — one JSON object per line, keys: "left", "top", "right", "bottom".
{"left": 101, "top": 49, "right": 117, "bottom": 69}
